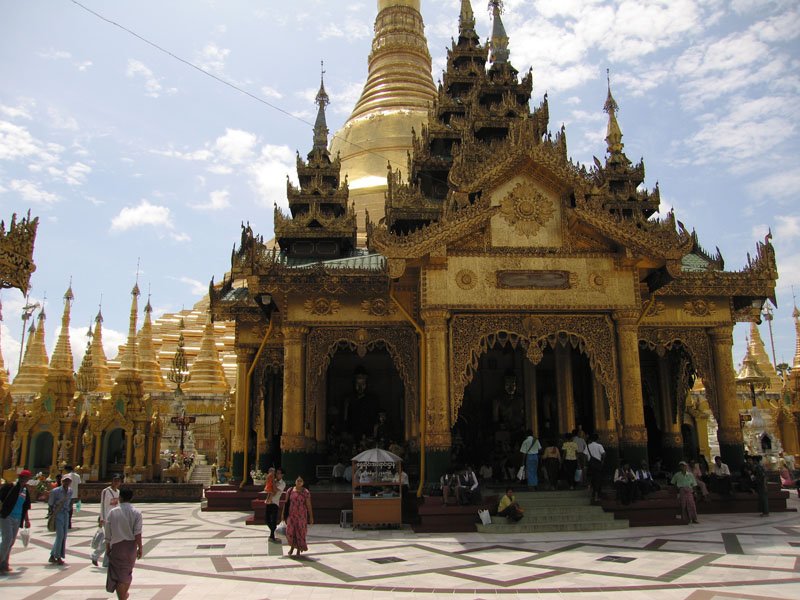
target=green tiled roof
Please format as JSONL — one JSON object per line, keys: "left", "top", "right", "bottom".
{"left": 681, "top": 253, "right": 711, "bottom": 272}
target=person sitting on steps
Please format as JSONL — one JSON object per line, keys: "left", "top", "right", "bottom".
{"left": 497, "top": 488, "right": 524, "bottom": 522}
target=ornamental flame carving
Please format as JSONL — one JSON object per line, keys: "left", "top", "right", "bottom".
{"left": 683, "top": 299, "right": 716, "bottom": 317}
{"left": 304, "top": 297, "right": 340, "bottom": 316}
{"left": 499, "top": 185, "right": 554, "bottom": 237}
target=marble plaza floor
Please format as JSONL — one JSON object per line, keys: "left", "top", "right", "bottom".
{"left": 1, "top": 495, "right": 799, "bottom": 600}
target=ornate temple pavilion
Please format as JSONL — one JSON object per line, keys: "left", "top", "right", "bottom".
{"left": 208, "top": 0, "right": 784, "bottom": 485}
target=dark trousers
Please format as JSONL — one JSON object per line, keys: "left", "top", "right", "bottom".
{"left": 498, "top": 504, "right": 523, "bottom": 522}
{"left": 266, "top": 503, "right": 279, "bottom": 538}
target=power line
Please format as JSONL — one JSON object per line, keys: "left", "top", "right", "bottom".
{"left": 67, "top": 0, "right": 402, "bottom": 169}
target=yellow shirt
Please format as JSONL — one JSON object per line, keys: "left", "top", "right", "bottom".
{"left": 498, "top": 494, "right": 515, "bottom": 512}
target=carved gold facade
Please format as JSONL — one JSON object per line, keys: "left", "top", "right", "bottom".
{"left": 205, "top": 1, "right": 778, "bottom": 485}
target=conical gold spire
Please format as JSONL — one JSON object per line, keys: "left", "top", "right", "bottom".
{"left": 48, "top": 285, "right": 75, "bottom": 375}
{"left": 748, "top": 322, "right": 782, "bottom": 391}
{"left": 330, "top": 0, "right": 436, "bottom": 235}
{"left": 111, "top": 282, "right": 144, "bottom": 413}
{"left": 488, "top": 1, "right": 510, "bottom": 65}
{"left": 117, "top": 283, "right": 140, "bottom": 377}
{"left": 184, "top": 310, "right": 230, "bottom": 395}
{"left": 90, "top": 309, "right": 112, "bottom": 393}
{"left": 10, "top": 308, "right": 49, "bottom": 396}
{"left": 604, "top": 70, "right": 624, "bottom": 156}
{"left": 792, "top": 303, "right": 800, "bottom": 370}
{"left": 138, "top": 297, "right": 168, "bottom": 393}
{"left": 0, "top": 297, "right": 8, "bottom": 389}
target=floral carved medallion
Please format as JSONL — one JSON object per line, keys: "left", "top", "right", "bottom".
{"left": 361, "top": 298, "right": 397, "bottom": 317}
{"left": 683, "top": 299, "right": 716, "bottom": 317}
{"left": 303, "top": 297, "right": 340, "bottom": 316}
{"left": 455, "top": 269, "right": 477, "bottom": 290}
{"left": 499, "top": 184, "right": 555, "bottom": 237}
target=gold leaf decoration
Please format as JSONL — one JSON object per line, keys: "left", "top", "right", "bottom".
{"left": 360, "top": 298, "right": 397, "bottom": 317}
{"left": 455, "top": 269, "right": 477, "bottom": 290}
{"left": 499, "top": 184, "right": 555, "bottom": 238}
{"left": 682, "top": 299, "right": 716, "bottom": 317}
{"left": 303, "top": 297, "right": 340, "bottom": 316}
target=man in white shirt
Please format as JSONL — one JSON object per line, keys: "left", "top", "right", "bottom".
{"left": 63, "top": 465, "right": 81, "bottom": 529}
{"left": 585, "top": 434, "right": 605, "bottom": 502}
{"left": 459, "top": 466, "right": 480, "bottom": 505}
{"left": 92, "top": 474, "right": 121, "bottom": 566}
{"left": 266, "top": 468, "right": 286, "bottom": 544}
{"left": 105, "top": 488, "right": 143, "bottom": 600}
{"left": 711, "top": 455, "right": 732, "bottom": 496}
{"left": 520, "top": 430, "right": 542, "bottom": 490}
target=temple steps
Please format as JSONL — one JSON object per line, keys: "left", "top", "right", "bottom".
{"left": 476, "top": 490, "right": 629, "bottom": 534}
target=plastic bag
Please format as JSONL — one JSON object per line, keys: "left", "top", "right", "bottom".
{"left": 91, "top": 527, "right": 105, "bottom": 550}
{"left": 574, "top": 468, "right": 583, "bottom": 483}
{"left": 75, "top": 500, "right": 82, "bottom": 512}
{"left": 275, "top": 521, "right": 287, "bottom": 536}
{"left": 477, "top": 509, "right": 492, "bottom": 525}
{"left": 20, "top": 527, "right": 30, "bottom": 548}
{"left": 516, "top": 465, "right": 526, "bottom": 481}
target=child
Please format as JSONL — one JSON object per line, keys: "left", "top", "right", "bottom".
{"left": 264, "top": 467, "right": 276, "bottom": 495}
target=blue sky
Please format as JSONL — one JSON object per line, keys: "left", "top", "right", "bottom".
{"left": 1, "top": 0, "right": 798, "bottom": 379}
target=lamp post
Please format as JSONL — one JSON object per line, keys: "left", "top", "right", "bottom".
{"left": 17, "top": 296, "right": 40, "bottom": 372}
{"left": 762, "top": 303, "right": 778, "bottom": 373}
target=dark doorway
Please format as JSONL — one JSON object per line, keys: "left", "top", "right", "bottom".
{"left": 326, "top": 347, "right": 404, "bottom": 459}
{"left": 103, "top": 428, "right": 126, "bottom": 478}
{"left": 29, "top": 431, "right": 53, "bottom": 470}
{"left": 682, "top": 422, "right": 698, "bottom": 459}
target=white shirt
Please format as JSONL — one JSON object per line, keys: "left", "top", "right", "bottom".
{"left": 269, "top": 479, "right": 286, "bottom": 506}
{"left": 520, "top": 436, "right": 541, "bottom": 455}
{"left": 64, "top": 471, "right": 81, "bottom": 498}
{"left": 586, "top": 441, "right": 605, "bottom": 461}
{"left": 713, "top": 462, "right": 731, "bottom": 477}
{"left": 100, "top": 486, "right": 120, "bottom": 522}
{"left": 104, "top": 502, "right": 143, "bottom": 547}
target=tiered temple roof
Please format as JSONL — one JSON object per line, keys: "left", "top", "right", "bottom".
{"left": 274, "top": 71, "right": 356, "bottom": 260}
{"left": 747, "top": 322, "right": 783, "bottom": 392}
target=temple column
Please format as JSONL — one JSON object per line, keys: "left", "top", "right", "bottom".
{"left": 659, "top": 355, "right": 683, "bottom": 470}
{"left": 280, "top": 325, "right": 311, "bottom": 479}
{"left": 93, "top": 432, "right": 102, "bottom": 474}
{"left": 555, "top": 344, "right": 575, "bottom": 434}
{"left": 592, "top": 373, "right": 619, "bottom": 475}
{"left": 232, "top": 347, "right": 254, "bottom": 481}
{"left": 694, "top": 407, "right": 712, "bottom": 462}
{"left": 709, "top": 325, "right": 745, "bottom": 471}
{"left": 20, "top": 431, "right": 30, "bottom": 468}
{"left": 614, "top": 310, "right": 648, "bottom": 466}
{"left": 523, "top": 360, "right": 538, "bottom": 433}
{"left": 422, "top": 309, "right": 450, "bottom": 484}
{"left": 779, "top": 410, "right": 800, "bottom": 459}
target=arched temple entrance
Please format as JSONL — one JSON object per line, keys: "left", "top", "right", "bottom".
{"left": 29, "top": 431, "right": 53, "bottom": 471}
{"left": 102, "top": 428, "right": 126, "bottom": 478}
{"left": 325, "top": 347, "right": 405, "bottom": 458}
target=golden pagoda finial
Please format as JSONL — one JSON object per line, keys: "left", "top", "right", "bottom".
{"left": 76, "top": 320, "right": 96, "bottom": 393}
{"left": 138, "top": 291, "right": 168, "bottom": 393}
{"left": 184, "top": 309, "right": 230, "bottom": 395}
{"left": 118, "top": 280, "right": 141, "bottom": 375}
{"left": 48, "top": 283, "right": 75, "bottom": 374}
{"left": 10, "top": 305, "right": 49, "bottom": 396}
{"left": 0, "top": 296, "right": 7, "bottom": 388}
{"left": 604, "top": 68, "right": 624, "bottom": 156}
{"left": 88, "top": 303, "right": 112, "bottom": 393}
{"left": 792, "top": 286, "right": 800, "bottom": 370}
{"left": 747, "top": 321, "right": 782, "bottom": 391}
{"left": 488, "top": 1, "right": 510, "bottom": 65}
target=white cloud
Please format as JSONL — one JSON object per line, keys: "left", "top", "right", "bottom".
{"left": 8, "top": 179, "right": 59, "bottom": 204}
{"left": 775, "top": 215, "right": 800, "bottom": 240}
{"left": 0, "top": 104, "right": 33, "bottom": 120}
{"left": 261, "top": 86, "right": 283, "bottom": 99}
{"left": 748, "top": 170, "right": 800, "bottom": 200}
{"left": 126, "top": 59, "right": 175, "bottom": 98}
{"left": 110, "top": 199, "right": 173, "bottom": 231}
{"left": 0, "top": 120, "right": 45, "bottom": 161}
{"left": 47, "top": 107, "right": 79, "bottom": 131}
{"left": 248, "top": 144, "right": 296, "bottom": 208}
{"left": 213, "top": 129, "right": 257, "bottom": 164}
{"left": 172, "top": 276, "right": 208, "bottom": 296}
{"left": 196, "top": 42, "right": 230, "bottom": 73}
{"left": 38, "top": 49, "right": 72, "bottom": 60}
{"left": 64, "top": 161, "right": 92, "bottom": 185}
{"left": 319, "top": 17, "right": 371, "bottom": 40}
{"left": 189, "top": 189, "right": 230, "bottom": 211}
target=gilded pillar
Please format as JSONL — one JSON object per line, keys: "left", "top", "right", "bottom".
{"left": 779, "top": 409, "right": 799, "bottom": 459}
{"left": 709, "top": 325, "right": 745, "bottom": 470}
{"left": 20, "top": 431, "right": 30, "bottom": 468}
{"left": 659, "top": 355, "right": 683, "bottom": 469}
{"left": 232, "top": 347, "right": 254, "bottom": 480}
{"left": 93, "top": 432, "right": 102, "bottom": 472}
{"left": 613, "top": 310, "right": 648, "bottom": 466}
{"left": 422, "top": 309, "right": 450, "bottom": 483}
{"left": 555, "top": 344, "right": 575, "bottom": 434}
{"left": 592, "top": 372, "right": 619, "bottom": 473}
{"left": 280, "top": 325, "right": 310, "bottom": 479}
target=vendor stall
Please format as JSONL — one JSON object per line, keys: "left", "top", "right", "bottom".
{"left": 351, "top": 447, "right": 403, "bottom": 528}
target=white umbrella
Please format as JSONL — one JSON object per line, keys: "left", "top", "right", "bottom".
{"left": 351, "top": 447, "right": 402, "bottom": 463}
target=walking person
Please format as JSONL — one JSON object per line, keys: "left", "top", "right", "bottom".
{"left": 753, "top": 455, "right": 770, "bottom": 516}
{"left": 0, "top": 469, "right": 32, "bottom": 574}
{"left": 92, "top": 474, "right": 121, "bottom": 566}
{"left": 282, "top": 476, "right": 314, "bottom": 558}
{"left": 266, "top": 468, "right": 286, "bottom": 543}
{"left": 541, "top": 440, "right": 561, "bottom": 490}
{"left": 561, "top": 432, "right": 579, "bottom": 490}
{"left": 671, "top": 461, "right": 699, "bottom": 524}
{"left": 48, "top": 476, "right": 73, "bottom": 565}
{"left": 519, "top": 430, "right": 541, "bottom": 491}
{"left": 586, "top": 434, "right": 605, "bottom": 502}
{"left": 62, "top": 465, "right": 81, "bottom": 529}
{"left": 104, "top": 488, "right": 143, "bottom": 600}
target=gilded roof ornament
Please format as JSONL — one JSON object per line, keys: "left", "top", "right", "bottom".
{"left": 488, "top": 1, "right": 510, "bottom": 65}
{"left": 0, "top": 210, "right": 38, "bottom": 294}
{"left": 0, "top": 297, "right": 7, "bottom": 389}
{"left": 48, "top": 284, "right": 75, "bottom": 374}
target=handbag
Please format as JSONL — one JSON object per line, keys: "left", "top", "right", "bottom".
{"left": 20, "top": 527, "right": 30, "bottom": 548}
{"left": 477, "top": 509, "right": 492, "bottom": 525}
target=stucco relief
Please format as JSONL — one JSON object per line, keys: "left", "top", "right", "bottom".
{"left": 499, "top": 184, "right": 555, "bottom": 238}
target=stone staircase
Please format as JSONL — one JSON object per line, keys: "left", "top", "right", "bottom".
{"left": 188, "top": 458, "right": 213, "bottom": 487}
{"left": 476, "top": 490, "right": 628, "bottom": 533}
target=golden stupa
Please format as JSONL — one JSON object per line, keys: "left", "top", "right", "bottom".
{"left": 330, "top": 0, "right": 437, "bottom": 233}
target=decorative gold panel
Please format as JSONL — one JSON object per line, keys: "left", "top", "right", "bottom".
{"left": 499, "top": 185, "right": 555, "bottom": 237}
